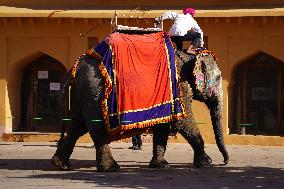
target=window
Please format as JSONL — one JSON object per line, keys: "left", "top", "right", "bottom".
{"left": 230, "top": 52, "right": 284, "bottom": 136}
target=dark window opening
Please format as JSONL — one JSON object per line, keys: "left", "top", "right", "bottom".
{"left": 230, "top": 52, "right": 284, "bottom": 136}
{"left": 19, "top": 54, "right": 67, "bottom": 132}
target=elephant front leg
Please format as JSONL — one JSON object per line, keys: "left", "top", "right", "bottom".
{"left": 149, "top": 123, "right": 170, "bottom": 169}
{"left": 174, "top": 118, "right": 212, "bottom": 168}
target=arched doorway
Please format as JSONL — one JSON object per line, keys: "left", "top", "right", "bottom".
{"left": 230, "top": 52, "right": 284, "bottom": 136}
{"left": 20, "top": 54, "right": 67, "bottom": 132}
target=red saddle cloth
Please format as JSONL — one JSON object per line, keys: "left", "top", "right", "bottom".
{"left": 108, "top": 32, "right": 171, "bottom": 113}
{"left": 69, "top": 31, "right": 186, "bottom": 141}
{"left": 82, "top": 31, "right": 187, "bottom": 141}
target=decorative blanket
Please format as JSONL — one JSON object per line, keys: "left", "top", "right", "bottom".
{"left": 88, "top": 32, "right": 186, "bottom": 140}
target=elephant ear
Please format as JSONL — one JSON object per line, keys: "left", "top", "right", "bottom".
{"left": 193, "top": 53, "right": 222, "bottom": 100}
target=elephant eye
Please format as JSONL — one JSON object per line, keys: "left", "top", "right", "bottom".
{"left": 216, "top": 75, "right": 221, "bottom": 81}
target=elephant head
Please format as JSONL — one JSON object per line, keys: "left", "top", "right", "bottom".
{"left": 176, "top": 50, "right": 229, "bottom": 164}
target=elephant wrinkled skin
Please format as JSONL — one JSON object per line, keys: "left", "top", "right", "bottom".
{"left": 52, "top": 50, "right": 229, "bottom": 172}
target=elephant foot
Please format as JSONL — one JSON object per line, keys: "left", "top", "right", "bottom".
{"left": 51, "top": 155, "right": 71, "bottom": 171}
{"left": 149, "top": 158, "right": 170, "bottom": 169}
{"left": 97, "top": 159, "right": 120, "bottom": 172}
{"left": 193, "top": 152, "right": 212, "bottom": 168}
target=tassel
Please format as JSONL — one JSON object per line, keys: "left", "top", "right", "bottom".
{"left": 98, "top": 62, "right": 113, "bottom": 134}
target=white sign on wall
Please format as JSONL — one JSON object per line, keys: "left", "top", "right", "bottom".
{"left": 252, "top": 87, "right": 272, "bottom": 101}
{"left": 50, "top": 82, "right": 61, "bottom": 91}
{"left": 38, "top": 71, "right": 48, "bottom": 79}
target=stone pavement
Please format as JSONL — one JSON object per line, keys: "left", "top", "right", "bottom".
{"left": 0, "top": 142, "right": 283, "bottom": 189}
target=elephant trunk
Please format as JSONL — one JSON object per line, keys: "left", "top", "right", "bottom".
{"left": 206, "top": 98, "right": 229, "bottom": 165}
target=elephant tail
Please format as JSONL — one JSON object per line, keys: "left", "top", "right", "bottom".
{"left": 58, "top": 69, "right": 73, "bottom": 147}
{"left": 61, "top": 69, "right": 73, "bottom": 94}
{"left": 58, "top": 55, "right": 83, "bottom": 147}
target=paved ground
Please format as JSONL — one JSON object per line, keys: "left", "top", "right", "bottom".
{"left": 0, "top": 142, "right": 283, "bottom": 189}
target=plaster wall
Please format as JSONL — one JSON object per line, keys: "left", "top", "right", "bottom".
{"left": 0, "top": 16, "right": 283, "bottom": 145}
{"left": 1, "top": 0, "right": 283, "bottom": 9}
{"left": 0, "top": 35, "right": 8, "bottom": 134}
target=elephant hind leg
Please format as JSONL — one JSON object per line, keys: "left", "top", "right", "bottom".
{"left": 83, "top": 113, "right": 120, "bottom": 172}
{"left": 149, "top": 123, "right": 170, "bottom": 169}
{"left": 174, "top": 118, "right": 212, "bottom": 168}
{"left": 95, "top": 144, "right": 120, "bottom": 172}
{"left": 52, "top": 118, "right": 87, "bottom": 170}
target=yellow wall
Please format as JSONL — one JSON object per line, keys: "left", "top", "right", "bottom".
{"left": 0, "top": 34, "right": 7, "bottom": 134}
{"left": 0, "top": 17, "right": 123, "bottom": 131}
{"left": 0, "top": 14, "right": 284, "bottom": 145}
{"left": 1, "top": 0, "right": 283, "bottom": 8}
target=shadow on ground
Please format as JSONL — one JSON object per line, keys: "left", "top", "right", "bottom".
{"left": 1, "top": 158, "right": 283, "bottom": 189}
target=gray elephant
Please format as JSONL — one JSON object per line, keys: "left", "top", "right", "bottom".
{"left": 51, "top": 35, "right": 228, "bottom": 172}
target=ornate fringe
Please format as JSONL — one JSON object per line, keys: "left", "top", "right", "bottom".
{"left": 108, "top": 113, "right": 186, "bottom": 142}
{"left": 86, "top": 48, "right": 103, "bottom": 61}
{"left": 87, "top": 48, "right": 111, "bottom": 133}
{"left": 71, "top": 59, "right": 80, "bottom": 78}
{"left": 196, "top": 49, "right": 218, "bottom": 61}
{"left": 98, "top": 62, "right": 113, "bottom": 134}
{"left": 71, "top": 48, "right": 103, "bottom": 79}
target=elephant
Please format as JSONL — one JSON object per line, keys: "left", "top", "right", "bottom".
{"left": 51, "top": 38, "right": 229, "bottom": 172}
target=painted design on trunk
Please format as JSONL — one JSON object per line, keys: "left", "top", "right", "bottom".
{"left": 193, "top": 52, "right": 222, "bottom": 100}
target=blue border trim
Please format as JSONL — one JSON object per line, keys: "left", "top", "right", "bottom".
{"left": 94, "top": 32, "right": 185, "bottom": 130}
